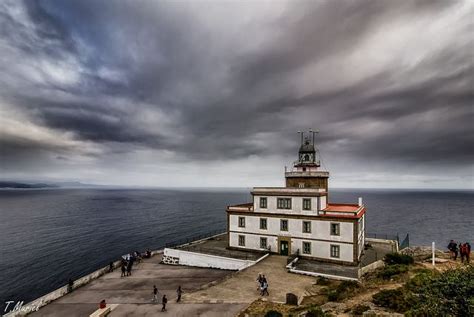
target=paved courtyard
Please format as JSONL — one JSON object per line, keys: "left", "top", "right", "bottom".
{"left": 184, "top": 255, "right": 317, "bottom": 304}
{"left": 29, "top": 254, "right": 243, "bottom": 317}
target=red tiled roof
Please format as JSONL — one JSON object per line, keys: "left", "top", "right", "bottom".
{"left": 320, "top": 203, "right": 365, "bottom": 219}
{"left": 323, "top": 203, "right": 361, "bottom": 212}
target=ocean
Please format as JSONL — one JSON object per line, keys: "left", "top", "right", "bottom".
{"left": 0, "top": 188, "right": 472, "bottom": 310}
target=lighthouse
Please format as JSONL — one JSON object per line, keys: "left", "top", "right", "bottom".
{"left": 226, "top": 131, "right": 366, "bottom": 265}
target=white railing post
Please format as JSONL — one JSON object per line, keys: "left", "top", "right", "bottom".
{"left": 432, "top": 242, "right": 435, "bottom": 266}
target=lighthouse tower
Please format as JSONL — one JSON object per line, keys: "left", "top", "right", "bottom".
{"left": 285, "top": 131, "right": 329, "bottom": 192}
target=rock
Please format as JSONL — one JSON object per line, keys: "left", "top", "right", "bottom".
{"left": 400, "top": 246, "right": 449, "bottom": 261}
{"left": 320, "top": 301, "right": 347, "bottom": 313}
{"left": 363, "top": 310, "right": 404, "bottom": 317}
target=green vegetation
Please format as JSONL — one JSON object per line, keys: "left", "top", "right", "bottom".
{"left": 351, "top": 304, "right": 370, "bottom": 316}
{"left": 305, "top": 306, "right": 333, "bottom": 317}
{"left": 383, "top": 253, "right": 414, "bottom": 265}
{"left": 372, "top": 265, "right": 474, "bottom": 316}
{"left": 315, "top": 277, "right": 331, "bottom": 286}
{"left": 377, "top": 264, "right": 409, "bottom": 280}
{"left": 264, "top": 310, "right": 283, "bottom": 317}
{"left": 327, "top": 280, "right": 360, "bottom": 302}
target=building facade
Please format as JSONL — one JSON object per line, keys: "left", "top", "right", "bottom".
{"left": 227, "top": 133, "right": 366, "bottom": 265}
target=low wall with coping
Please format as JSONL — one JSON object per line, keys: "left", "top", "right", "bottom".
{"left": 358, "top": 259, "right": 384, "bottom": 278}
{"left": 288, "top": 267, "right": 359, "bottom": 281}
{"left": 163, "top": 248, "right": 258, "bottom": 270}
{"left": 366, "top": 237, "right": 399, "bottom": 252}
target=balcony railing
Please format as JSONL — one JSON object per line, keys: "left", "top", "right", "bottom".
{"left": 227, "top": 203, "right": 254, "bottom": 212}
{"left": 284, "top": 171, "right": 329, "bottom": 177}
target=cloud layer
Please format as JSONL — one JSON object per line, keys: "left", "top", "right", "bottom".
{"left": 0, "top": 0, "right": 473, "bottom": 188}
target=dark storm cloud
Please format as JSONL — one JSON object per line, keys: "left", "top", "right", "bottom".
{"left": 0, "top": 0, "right": 472, "bottom": 185}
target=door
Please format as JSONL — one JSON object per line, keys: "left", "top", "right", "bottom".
{"left": 280, "top": 240, "right": 289, "bottom": 256}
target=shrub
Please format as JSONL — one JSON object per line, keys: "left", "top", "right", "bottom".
{"left": 327, "top": 280, "right": 360, "bottom": 301}
{"left": 327, "top": 290, "right": 339, "bottom": 301}
{"left": 264, "top": 310, "right": 283, "bottom": 317}
{"left": 305, "top": 306, "right": 332, "bottom": 317}
{"left": 384, "top": 253, "right": 414, "bottom": 265}
{"left": 351, "top": 304, "right": 370, "bottom": 316}
{"left": 377, "top": 264, "right": 408, "bottom": 280}
{"left": 316, "top": 277, "right": 331, "bottom": 286}
{"left": 336, "top": 280, "right": 360, "bottom": 292}
{"left": 373, "top": 266, "right": 474, "bottom": 316}
{"left": 372, "top": 288, "right": 412, "bottom": 312}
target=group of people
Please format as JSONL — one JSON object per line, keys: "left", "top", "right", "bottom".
{"left": 152, "top": 285, "right": 183, "bottom": 312}
{"left": 447, "top": 240, "right": 471, "bottom": 263}
{"left": 256, "top": 273, "right": 269, "bottom": 296}
{"left": 120, "top": 251, "right": 142, "bottom": 277}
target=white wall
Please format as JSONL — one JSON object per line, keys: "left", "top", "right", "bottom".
{"left": 229, "top": 232, "right": 353, "bottom": 263}
{"left": 229, "top": 214, "right": 353, "bottom": 243}
{"left": 254, "top": 195, "right": 321, "bottom": 215}
{"left": 229, "top": 231, "right": 278, "bottom": 252}
{"left": 320, "top": 195, "right": 327, "bottom": 209}
{"left": 163, "top": 248, "right": 253, "bottom": 270}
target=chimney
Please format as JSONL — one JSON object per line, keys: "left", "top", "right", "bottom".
{"left": 358, "top": 197, "right": 363, "bottom": 206}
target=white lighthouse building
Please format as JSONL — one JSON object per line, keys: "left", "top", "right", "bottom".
{"left": 227, "top": 132, "right": 366, "bottom": 265}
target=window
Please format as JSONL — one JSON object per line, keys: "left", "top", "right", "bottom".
{"left": 259, "top": 197, "right": 267, "bottom": 208}
{"left": 330, "top": 245, "right": 340, "bottom": 258}
{"left": 280, "top": 219, "right": 288, "bottom": 231}
{"left": 277, "top": 198, "right": 291, "bottom": 209}
{"left": 330, "top": 223, "right": 340, "bottom": 236}
{"left": 238, "top": 235, "right": 245, "bottom": 246}
{"left": 302, "top": 221, "right": 311, "bottom": 233}
{"left": 260, "top": 218, "right": 267, "bottom": 230}
{"left": 260, "top": 237, "right": 267, "bottom": 249}
{"left": 303, "top": 198, "right": 311, "bottom": 210}
{"left": 298, "top": 183, "right": 305, "bottom": 188}
{"left": 238, "top": 217, "right": 245, "bottom": 228}
{"left": 302, "top": 241, "right": 311, "bottom": 254}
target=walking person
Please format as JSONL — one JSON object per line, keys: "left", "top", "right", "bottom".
{"left": 453, "top": 243, "right": 459, "bottom": 261}
{"left": 262, "top": 276, "right": 269, "bottom": 296}
{"left": 152, "top": 285, "right": 158, "bottom": 302}
{"left": 161, "top": 294, "right": 167, "bottom": 312}
{"left": 466, "top": 242, "right": 471, "bottom": 263}
{"left": 126, "top": 260, "right": 133, "bottom": 276}
{"left": 67, "top": 278, "right": 74, "bottom": 293}
{"left": 460, "top": 243, "right": 467, "bottom": 263}
{"left": 256, "top": 273, "right": 263, "bottom": 291}
{"left": 176, "top": 286, "right": 182, "bottom": 302}
{"left": 121, "top": 263, "right": 126, "bottom": 277}
{"left": 108, "top": 261, "right": 114, "bottom": 273}
{"left": 448, "top": 240, "right": 456, "bottom": 259}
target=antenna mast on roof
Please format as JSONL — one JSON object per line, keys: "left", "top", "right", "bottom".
{"left": 297, "top": 131, "right": 304, "bottom": 145}
{"left": 309, "top": 129, "right": 319, "bottom": 147}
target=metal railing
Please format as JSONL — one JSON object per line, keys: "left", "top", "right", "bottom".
{"left": 366, "top": 232, "right": 400, "bottom": 242}
{"left": 164, "top": 229, "right": 225, "bottom": 248}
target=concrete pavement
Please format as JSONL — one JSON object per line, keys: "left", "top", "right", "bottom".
{"left": 29, "top": 254, "right": 239, "bottom": 316}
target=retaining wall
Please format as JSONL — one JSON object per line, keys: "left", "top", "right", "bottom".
{"left": 162, "top": 248, "right": 256, "bottom": 270}
{"left": 358, "top": 259, "right": 384, "bottom": 278}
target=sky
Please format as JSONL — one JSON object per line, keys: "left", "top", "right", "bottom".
{"left": 0, "top": 0, "right": 473, "bottom": 189}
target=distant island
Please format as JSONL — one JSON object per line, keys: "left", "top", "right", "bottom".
{"left": 0, "top": 181, "right": 102, "bottom": 189}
